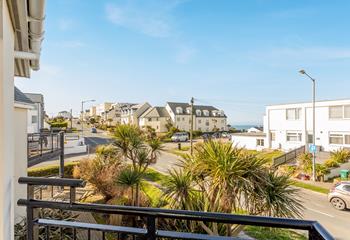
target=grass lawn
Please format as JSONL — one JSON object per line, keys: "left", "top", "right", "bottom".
{"left": 144, "top": 168, "right": 170, "bottom": 183}
{"left": 141, "top": 181, "right": 166, "bottom": 207}
{"left": 291, "top": 181, "right": 329, "bottom": 194}
{"left": 245, "top": 226, "right": 307, "bottom": 240}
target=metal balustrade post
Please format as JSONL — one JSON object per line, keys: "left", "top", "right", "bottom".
{"left": 27, "top": 185, "right": 38, "bottom": 240}
{"left": 146, "top": 215, "right": 156, "bottom": 240}
{"left": 59, "top": 132, "right": 65, "bottom": 178}
{"left": 70, "top": 186, "right": 76, "bottom": 204}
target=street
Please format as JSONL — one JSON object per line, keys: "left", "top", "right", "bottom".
{"left": 300, "top": 188, "right": 349, "bottom": 240}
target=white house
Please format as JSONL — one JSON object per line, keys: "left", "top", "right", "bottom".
{"left": 95, "top": 102, "right": 113, "bottom": 116}
{"left": 264, "top": 99, "right": 350, "bottom": 152}
{"left": 165, "top": 102, "right": 227, "bottom": 132}
{"left": 232, "top": 99, "right": 350, "bottom": 152}
{"left": 120, "top": 102, "right": 151, "bottom": 126}
{"left": 139, "top": 106, "right": 171, "bottom": 133}
{"left": 25, "top": 93, "right": 45, "bottom": 133}
{"left": 0, "top": 0, "right": 46, "bottom": 238}
{"left": 58, "top": 110, "right": 72, "bottom": 119}
{"left": 231, "top": 132, "right": 266, "bottom": 151}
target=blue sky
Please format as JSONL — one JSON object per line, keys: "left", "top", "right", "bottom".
{"left": 15, "top": 0, "right": 350, "bottom": 124}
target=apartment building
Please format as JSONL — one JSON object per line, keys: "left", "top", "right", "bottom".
{"left": 120, "top": 102, "right": 151, "bottom": 126}
{"left": 165, "top": 102, "right": 227, "bottom": 132}
{"left": 264, "top": 99, "right": 350, "bottom": 152}
{"left": 139, "top": 107, "right": 171, "bottom": 132}
{"left": 103, "top": 103, "right": 133, "bottom": 125}
{"left": 24, "top": 93, "right": 45, "bottom": 133}
{"left": 95, "top": 102, "right": 113, "bottom": 116}
{"left": 89, "top": 106, "right": 97, "bottom": 117}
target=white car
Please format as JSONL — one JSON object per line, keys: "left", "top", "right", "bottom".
{"left": 171, "top": 132, "right": 189, "bottom": 142}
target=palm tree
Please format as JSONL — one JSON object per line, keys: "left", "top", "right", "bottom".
{"left": 116, "top": 168, "right": 142, "bottom": 206}
{"left": 113, "top": 124, "right": 163, "bottom": 207}
{"left": 167, "top": 140, "right": 303, "bottom": 236}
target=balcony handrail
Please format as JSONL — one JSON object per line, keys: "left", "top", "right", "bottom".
{"left": 18, "top": 177, "right": 334, "bottom": 240}
{"left": 18, "top": 177, "right": 85, "bottom": 188}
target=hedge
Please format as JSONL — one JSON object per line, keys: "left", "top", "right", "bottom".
{"left": 49, "top": 122, "right": 68, "bottom": 128}
{"left": 28, "top": 162, "right": 79, "bottom": 177}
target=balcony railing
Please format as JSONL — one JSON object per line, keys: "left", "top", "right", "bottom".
{"left": 17, "top": 177, "right": 334, "bottom": 240}
{"left": 27, "top": 132, "right": 64, "bottom": 167}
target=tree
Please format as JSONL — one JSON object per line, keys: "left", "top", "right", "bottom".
{"left": 113, "top": 124, "right": 163, "bottom": 206}
{"left": 116, "top": 167, "right": 142, "bottom": 206}
{"left": 164, "top": 140, "right": 303, "bottom": 236}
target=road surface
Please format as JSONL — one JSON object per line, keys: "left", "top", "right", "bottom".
{"left": 300, "top": 188, "right": 349, "bottom": 240}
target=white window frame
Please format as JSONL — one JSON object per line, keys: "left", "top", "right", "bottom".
{"left": 329, "top": 105, "right": 350, "bottom": 120}
{"left": 329, "top": 132, "right": 350, "bottom": 145}
{"left": 286, "top": 131, "right": 302, "bottom": 142}
{"left": 286, "top": 108, "right": 301, "bottom": 120}
{"left": 256, "top": 139, "right": 264, "bottom": 146}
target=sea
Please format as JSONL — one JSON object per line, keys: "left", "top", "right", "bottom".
{"left": 232, "top": 125, "right": 259, "bottom": 131}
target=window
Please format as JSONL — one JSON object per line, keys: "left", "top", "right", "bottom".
{"left": 329, "top": 106, "right": 343, "bottom": 119}
{"left": 205, "top": 121, "right": 209, "bottom": 126}
{"left": 186, "top": 107, "right": 191, "bottom": 114}
{"left": 31, "top": 115, "right": 38, "bottom": 124}
{"left": 177, "top": 117, "right": 181, "bottom": 122}
{"left": 270, "top": 132, "right": 276, "bottom": 141}
{"left": 176, "top": 107, "right": 183, "bottom": 114}
{"left": 343, "top": 185, "right": 350, "bottom": 192}
{"left": 182, "top": 117, "right": 185, "bottom": 121}
{"left": 148, "top": 118, "right": 152, "bottom": 121}
{"left": 329, "top": 134, "right": 343, "bottom": 144}
{"left": 307, "top": 134, "right": 313, "bottom": 144}
{"left": 345, "top": 105, "right": 350, "bottom": 119}
{"left": 198, "top": 119, "right": 202, "bottom": 124}
{"left": 196, "top": 110, "right": 201, "bottom": 116}
{"left": 286, "top": 132, "right": 302, "bottom": 142}
{"left": 345, "top": 135, "right": 350, "bottom": 145}
{"left": 203, "top": 110, "right": 209, "bottom": 116}
{"left": 256, "top": 139, "right": 264, "bottom": 146}
{"left": 286, "top": 108, "right": 301, "bottom": 120}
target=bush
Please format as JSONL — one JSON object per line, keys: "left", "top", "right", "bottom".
{"left": 49, "top": 121, "right": 68, "bottom": 128}
{"left": 77, "top": 154, "right": 126, "bottom": 201}
{"left": 324, "top": 159, "right": 340, "bottom": 168}
{"left": 192, "top": 130, "right": 202, "bottom": 138}
{"left": 297, "top": 153, "right": 312, "bottom": 174}
{"left": 28, "top": 162, "right": 79, "bottom": 177}
{"left": 330, "top": 149, "right": 350, "bottom": 164}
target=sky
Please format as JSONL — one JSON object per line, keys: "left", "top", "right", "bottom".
{"left": 15, "top": 0, "right": 350, "bottom": 125}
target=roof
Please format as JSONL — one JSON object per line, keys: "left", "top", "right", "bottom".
{"left": 140, "top": 107, "right": 170, "bottom": 118}
{"left": 231, "top": 132, "right": 266, "bottom": 137}
{"left": 24, "top": 93, "right": 44, "bottom": 104}
{"left": 14, "top": 87, "right": 33, "bottom": 105}
{"left": 166, "top": 102, "right": 226, "bottom": 117}
{"left": 249, "top": 126, "right": 263, "bottom": 131}
{"left": 266, "top": 98, "right": 350, "bottom": 108}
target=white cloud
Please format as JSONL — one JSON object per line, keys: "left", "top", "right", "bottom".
{"left": 175, "top": 46, "right": 197, "bottom": 64}
{"left": 105, "top": 0, "right": 184, "bottom": 38}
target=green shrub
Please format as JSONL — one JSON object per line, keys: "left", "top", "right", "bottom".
{"left": 28, "top": 162, "right": 79, "bottom": 177}
{"left": 330, "top": 149, "right": 350, "bottom": 164}
{"left": 297, "top": 153, "right": 312, "bottom": 174}
{"left": 324, "top": 159, "right": 340, "bottom": 168}
{"left": 49, "top": 122, "right": 68, "bottom": 128}
{"left": 192, "top": 130, "right": 203, "bottom": 138}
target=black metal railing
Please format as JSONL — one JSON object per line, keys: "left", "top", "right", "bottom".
{"left": 18, "top": 177, "right": 334, "bottom": 240}
{"left": 28, "top": 132, "right": 64, "bottom": 167}
{"left": 272, "top": 145, "right": 306, "bottom": 168}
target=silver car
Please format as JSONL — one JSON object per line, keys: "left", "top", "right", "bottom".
{"left": 328, "top": 181, "right": 350, "bottom": 210}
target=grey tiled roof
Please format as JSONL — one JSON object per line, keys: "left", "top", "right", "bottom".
{"left": 24, "top": 93, "right": 44, "bottom": 104}
{"left": 141, "top": 107, "right": 170, "bottom": 118}
{"left": 166, "top": 102, "right": 226, "bottom": 117}
{"left": 14, "top": 87, "right": 33, "bottom": 104}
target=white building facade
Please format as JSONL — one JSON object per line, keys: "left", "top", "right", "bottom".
{"left": 165, "top": 102, "right": 227, "bottom": 132}
{"left": 120, "top": 102, "right": 151, "bottom": 126}
{"left": 264, "top": 99, "right": 350, "bottom": 152}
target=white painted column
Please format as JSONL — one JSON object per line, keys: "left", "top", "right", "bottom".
{"left": 0, "top": 0, "right": 15, "bottom": 239}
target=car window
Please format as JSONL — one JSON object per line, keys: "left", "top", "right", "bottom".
{"left": 342, "top": 184, "right": 350, "bottom": 192}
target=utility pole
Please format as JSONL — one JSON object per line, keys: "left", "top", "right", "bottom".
{"left": 70, "top": 108, "right": 73, "bottom": 129}
{"left": 190, "top": 97, "right": 194, "bottom": 155}
{"left": 299, "top": 70, "right": 316, "bottom": 181}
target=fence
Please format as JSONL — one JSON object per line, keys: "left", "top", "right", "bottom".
{"left": 272, "top": 145, "right": 306, "bottom": 168}
{"left": 27, "top": 132, "right": 64, "bottom": 167}
{"left": 18, "top": 177, "right": 334, "bottom": 240}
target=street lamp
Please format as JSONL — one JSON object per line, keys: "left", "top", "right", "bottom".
{"left": 81, "top": 99, "right": 95, "bottom": 138}
{"left": 299, "top": 69, "right": 316, "bottom": 181}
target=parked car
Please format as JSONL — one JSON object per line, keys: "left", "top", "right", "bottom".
{"left": 212, "top": 132, "right": 221, "bottom": 139}
{"left": 91, "top": 127, "right": 97, "bottom": 133}
{"left": 328, "top": 181, "right": 350, "bottom": 210}
{"left": 171, "top": 132, "right": 189, "bottom": 142}
{"left": 202, "top": 133, "right": 211, "bottom": 142}
{"left": 221, "top": 132, "right": 230, "bottom": 138}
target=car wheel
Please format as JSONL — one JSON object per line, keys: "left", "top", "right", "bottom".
{"left": 330, "top": 197, "right": 346, "bottom": 210}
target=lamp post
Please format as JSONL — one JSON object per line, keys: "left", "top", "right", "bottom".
{"left": 299, "top": 70, "right": 316, "bottom": 181}
{"left": 81, "top": 99, "right": 95, "bottom": 138}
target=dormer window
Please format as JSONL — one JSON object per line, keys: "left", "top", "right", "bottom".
{"left": 186, "top": 107, "right": 191, "bottom": 114}
{"left": 203, "top": 110, "right": 209, "bottom": 116}
{"left": 212, "top": 111, "right": 217, "bottom": 116}
{"left": 196, "top": 109, "right": 201, "bottom": 116}
{"left": 176, "top": 107, "right": 183, "bottom": 114}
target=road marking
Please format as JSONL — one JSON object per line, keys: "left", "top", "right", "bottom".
{"left": 307, "top": 208, "right": 335, "bottom": 218}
